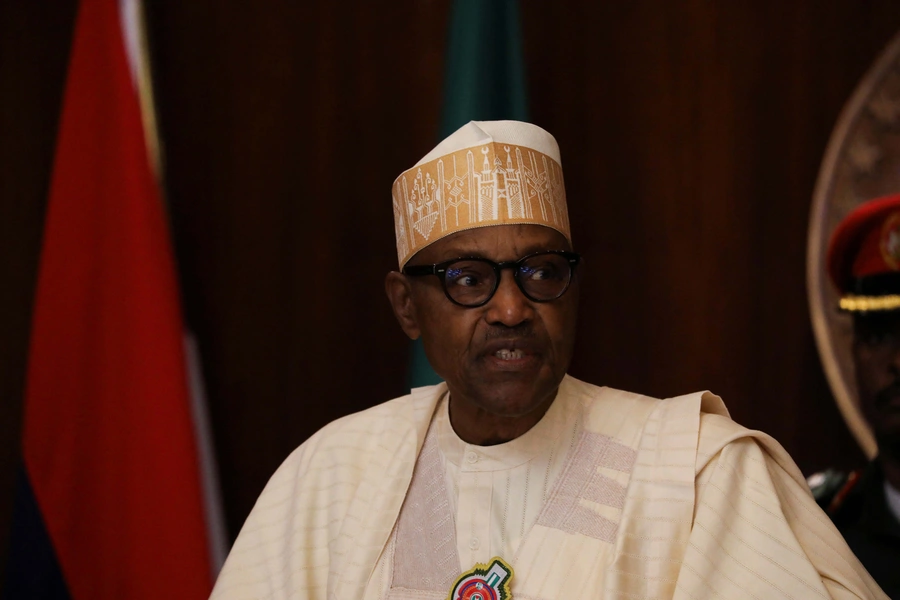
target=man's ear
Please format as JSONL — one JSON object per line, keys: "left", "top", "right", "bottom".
{"left": 385, "top": 271, "right": 421, "bottom": 340}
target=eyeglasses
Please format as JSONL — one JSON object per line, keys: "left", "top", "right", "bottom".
{"left": 402, "top": 250, "right": 581, "bottom": 307}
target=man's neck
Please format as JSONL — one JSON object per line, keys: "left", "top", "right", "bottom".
{"left": 447, "top": 392, "right": 556, "bottom": 446}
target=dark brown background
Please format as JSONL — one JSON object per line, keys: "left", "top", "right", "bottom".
{"left": 3, "top": 0, "right": 900, "bottom": 575}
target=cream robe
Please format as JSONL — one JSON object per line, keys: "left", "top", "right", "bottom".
{"left": 210, "top": 376, "right": 887, "bottom": 600}
{"left": 435, "top": 387, "right": 581, "bottom": 565}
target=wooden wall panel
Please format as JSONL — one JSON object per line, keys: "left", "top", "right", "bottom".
{"left": 145, "top": 0, "right": 453, "bottom": 537}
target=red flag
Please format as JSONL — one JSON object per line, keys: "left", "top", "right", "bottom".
{"left": 20, "top": 0, "right": 215, "bottom": 596}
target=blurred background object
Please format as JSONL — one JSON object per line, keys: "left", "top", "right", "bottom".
{"left": 809, "top": 30, "right": 900, "bottom": 460}
{"left": 3, "top": 0, "right": 224, "bottom": 597}
{"left": 5, "top": 0, "right": 900, "bottom": 587}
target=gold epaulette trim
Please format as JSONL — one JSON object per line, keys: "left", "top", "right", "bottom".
{"left": 839, "top": 294, "right": 900, "bottom": 312}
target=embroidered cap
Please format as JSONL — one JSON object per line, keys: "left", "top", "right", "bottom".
{"left": 391, "top": 120, "right": 571, "bottom": 268}
{"left": 827, "top": 192, "right": 900, "bottom": 312}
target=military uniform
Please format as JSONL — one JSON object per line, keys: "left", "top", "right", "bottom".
{"left": 817, "top": 192, "right": 900, "bottom": 598}
{"left": 811, "top": 463, "right": 900, "bottom": 598}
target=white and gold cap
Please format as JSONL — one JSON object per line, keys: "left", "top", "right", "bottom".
{"left": 391, "top": 120, "right": 571, "bottom": 268}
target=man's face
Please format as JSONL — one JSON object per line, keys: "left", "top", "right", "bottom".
{"left": 852, "top": 311, "right": 900, "bottom": 453}
{"left": 404, "top": 224, "right": 579, "bottom": 426}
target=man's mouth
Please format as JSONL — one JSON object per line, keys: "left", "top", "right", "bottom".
{"left": 494, "top": 348, "right": 526, "bottom": 361}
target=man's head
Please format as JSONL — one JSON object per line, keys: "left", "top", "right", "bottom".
{"left": 386, "top": 121, "right": 578, "bottom": 443}
{"left": 828, "top": 193, "right": 900, "bottom": 458}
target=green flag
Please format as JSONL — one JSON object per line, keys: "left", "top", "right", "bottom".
{"left": 408, "top": 0, "right": 529, "bottom": 389}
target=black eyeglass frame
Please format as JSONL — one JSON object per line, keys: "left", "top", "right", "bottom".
{"left": 402, "top": 250, "right": 582, "bottom": 308}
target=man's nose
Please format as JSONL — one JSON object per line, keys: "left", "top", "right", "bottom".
{"left": 484, "top": 270, "right": 535, "bottom": 326}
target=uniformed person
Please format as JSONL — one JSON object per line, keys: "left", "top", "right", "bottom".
{"left": 813, "top": 192, "right": 900, "bottom": 597}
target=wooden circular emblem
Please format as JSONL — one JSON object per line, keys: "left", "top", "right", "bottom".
{"left": 809, "top": 30, "right": 900, "bottom": 459}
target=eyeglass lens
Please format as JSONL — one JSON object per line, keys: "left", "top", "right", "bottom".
{"left": 444, "top": 253, "right": 572, "bottom": 306}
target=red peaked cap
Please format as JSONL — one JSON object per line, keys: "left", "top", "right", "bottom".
{"left": 827, "top": 192, "right": 900, "bottom": 294}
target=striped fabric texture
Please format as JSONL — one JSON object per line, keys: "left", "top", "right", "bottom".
{"left": 210, "top": 376, "right": 886, "bottom": 599}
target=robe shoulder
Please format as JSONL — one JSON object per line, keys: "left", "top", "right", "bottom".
{"left": 684, "top": 406, "right": 889, "bottom": 599}
{"left": 277, "top": 383, "right": 442, "bottom": 474}
{"left": 694, "top": 405, "right": 811, "bottom": 489}
{"left": 563, "top": 377, "right": 661, "bottom": 440}
{"left": 210, "top": 383, "right": 445, "bottom": 600}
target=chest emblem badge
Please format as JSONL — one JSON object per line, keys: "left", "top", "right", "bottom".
{"left": 447, "top": 556, "right": 514, "bottom": 600}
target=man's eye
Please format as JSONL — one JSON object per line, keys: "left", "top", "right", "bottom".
{"left": 447, "top": 269, "right": 483, "bottom": 287}
{"left": 521, "top": 265, "right": 556, "bottom": 281}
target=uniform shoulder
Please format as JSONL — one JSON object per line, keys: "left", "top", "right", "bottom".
{"left": 806, "top": 468, "right": 865, "bottom": 516}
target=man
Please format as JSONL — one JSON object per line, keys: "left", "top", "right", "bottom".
{"left": 813, "top": 193, "right": 900, "bottom": 597}
{"left": 210, "top": 121, "right": 885, "bottom": 599}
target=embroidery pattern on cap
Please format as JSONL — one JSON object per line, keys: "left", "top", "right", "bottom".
{"left": 392, "top": 142, "right": 569, "bottom": 267}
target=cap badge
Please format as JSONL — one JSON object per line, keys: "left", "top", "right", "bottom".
{"left": 447, "top": 556, "right": 514, "bottom": 600}
{"left": 880, "top": 211, "right": 900, "bottom": 270}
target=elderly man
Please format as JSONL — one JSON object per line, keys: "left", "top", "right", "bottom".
{"left": 210, "top": 121, "right": 884, "bottom": 599}
{"left": 812, "top": 193, "right": 900, "bottom": 597}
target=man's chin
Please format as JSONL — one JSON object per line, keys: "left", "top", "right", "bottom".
{"left": 469, "top": 380, "right": 559, "bottom": 419}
